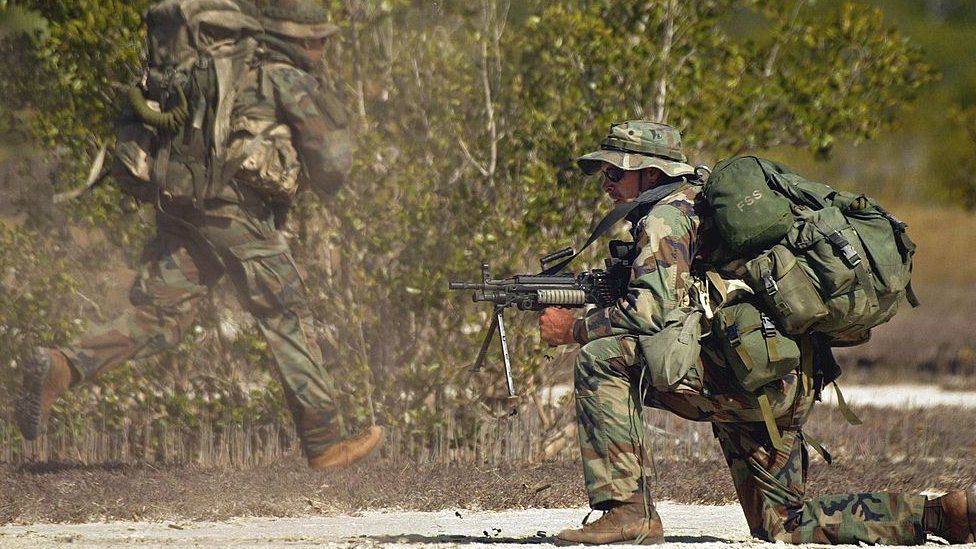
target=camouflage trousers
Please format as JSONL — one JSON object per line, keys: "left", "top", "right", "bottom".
{"left": 60, "top": 200, "right": 339, "bottom": 456}
{"left": 574, "top": 334, "right": 927, "bottom": 545}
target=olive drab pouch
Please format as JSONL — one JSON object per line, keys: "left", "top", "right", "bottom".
{"left": 707, "top": 301, "right": 801, "bottom": 393}
{"left": 705, "top": 300, "right": 802, "bottom": 453}
{"left": 744, "top": 244, "right": 829, "bottom": 335}
{"left": 638, "top": 307, "right": 703, "bottom": 391}
{"left": 705, "top": 155, "right": 918, "bottom": 348}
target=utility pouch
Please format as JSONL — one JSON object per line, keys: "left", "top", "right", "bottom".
{"left": 710, "top": 301, "right": 801, "bottom": 392}
{"left": 638, "top": 307, "right": 703, "bottom": 391}
{"left": 744, "top": 244, "right": 828, "bottom": 335}
{"left": 225, "top": 121, "right": 301, "bottom": 204}
{"left": 114, "top": 118, "right": 161, "bottom": 203}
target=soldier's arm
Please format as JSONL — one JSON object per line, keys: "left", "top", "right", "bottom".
{"left": 575, "top": 199, "right": 698, "bottom": 343}
{"left": 271, "top": 66, "right": 351, "bottom": 198}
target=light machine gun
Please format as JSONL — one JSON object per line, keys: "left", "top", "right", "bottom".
{"left": 449, "top": 241, "right": 637, "bottom": 398}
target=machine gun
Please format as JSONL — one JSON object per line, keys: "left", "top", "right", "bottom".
{"left": 449, "top": 241, "right": 638, "bottom": 397}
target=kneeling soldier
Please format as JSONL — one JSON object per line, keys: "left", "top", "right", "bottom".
{"left": 539, "top": 120, "right": 975, "bottom": 545}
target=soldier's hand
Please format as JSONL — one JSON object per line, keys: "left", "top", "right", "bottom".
{"left": 539, "top": 307, "right": 577, "bottom": 347}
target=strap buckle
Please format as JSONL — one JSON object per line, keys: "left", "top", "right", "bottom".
{"left": 760, "top": 314, "right": 777, "bottom": 339}
{"left": 827, "top": 231, "right": 861, "bottom": 267}
{"left": 725, "top": 325, "right": 741, "bottom": 347}
{"left": 761, "top": 273, "right": 778, "bottom": 296}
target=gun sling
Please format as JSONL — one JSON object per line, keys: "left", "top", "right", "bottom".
{"left": 541, "top": 180, "right": 687, "bottom": 275}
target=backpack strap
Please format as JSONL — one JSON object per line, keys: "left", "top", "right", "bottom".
{"left": 758, "top": 260, "right": 794, "bottom": 319}
{"left": 831, "top": 381, "right": 863, "bottom": 426}
{"left": 801, "top": 430, "right": 833, "bottom": 464}
{"left": 905, "top": 281, "right": 920, "bottom": 308}
{"left": 759, "top": 313, "right": 780, "bottom": 362}
{"left": 540, "top": 181, "right": 686, "bottom": 275}
{"left": 800, "top": 334, "right": 814, "bottom": 396}
{"left": 757, "top": 388, "right": 788, "bottom": 453}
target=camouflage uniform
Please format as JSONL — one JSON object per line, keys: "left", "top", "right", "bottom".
{"left": 57, "top": 4, "right": 350, "bottom": 457}
{"left": 569, "top": 121, "right": 927, "bottom": 545}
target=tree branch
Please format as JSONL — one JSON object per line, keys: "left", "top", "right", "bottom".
{"left": 652, "top": 0, "right": 677, "bottom": 123}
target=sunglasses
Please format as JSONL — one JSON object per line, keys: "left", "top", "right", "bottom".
{"left": 300, "top": 37, "right": 327, "bottom": 50}
{"left": 602, "top": 165, "right": 626, "bottom": 183}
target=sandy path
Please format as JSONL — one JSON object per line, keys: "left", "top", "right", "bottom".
{"left": 0, "top": 504, "right": 963, "bottom": 548}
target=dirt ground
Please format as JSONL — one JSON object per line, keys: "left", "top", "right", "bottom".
{"left": 2, "top": 452, "right": 975, "bottom": 527}
{"left": 3, "top": 393, "right": 976, "bottom": 549}
{"left": 6, "top": 399, "right": 976, "bottom": 525}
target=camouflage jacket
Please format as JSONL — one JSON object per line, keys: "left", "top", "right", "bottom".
{"left": 576, "top": 183, "right": 706, "bottom": 342}
{"left": 227, "top": 58, "right": 351, "bottom": 202}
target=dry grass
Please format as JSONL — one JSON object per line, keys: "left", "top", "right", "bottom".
{"left": 3, "top": 404, "right": 974, "bottom": 524}
{"left": 834, "top": 284, "right": 976, "bottom": 384}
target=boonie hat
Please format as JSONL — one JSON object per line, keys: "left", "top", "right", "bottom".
{"left": 577, "top": 120, "right": 695, "bottom": 178}
{"left": 257, "top": 0, "right": 339, "bottom": 39}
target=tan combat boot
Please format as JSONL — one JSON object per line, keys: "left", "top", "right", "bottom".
{"left": 556, "top": 493, "right": 664, "bottom": 545}
{"left": 307, "top": 425, "right": 385, "bottom": 471}
{"left": 15, "top": 347, "right": 77, "bottom": 440}
{"left": 924, "top": 486, "right": 976, "bottom": 543}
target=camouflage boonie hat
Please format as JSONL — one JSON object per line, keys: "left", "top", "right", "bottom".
{"left": 577, "top": 120, "right": 695, "bottom": 178}
{"left": 257, "top": 0, "right": 339, "bottom": 39}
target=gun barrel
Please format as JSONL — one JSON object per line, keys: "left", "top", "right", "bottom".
{"left": 449, "top": 282, "right": 483, "bottom": 290}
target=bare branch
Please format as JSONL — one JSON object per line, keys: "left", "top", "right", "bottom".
{"left": 458, "top": 137, "right": 490, "bottom": 177}
{"left": 652, "top": 0, "right": 678, "bottom": 123}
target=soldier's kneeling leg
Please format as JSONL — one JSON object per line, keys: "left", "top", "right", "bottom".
{"left": 574, "top": 335, "right": 649, "bottom": 509}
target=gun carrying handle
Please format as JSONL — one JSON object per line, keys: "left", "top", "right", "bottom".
{"left": 540, "top": 247, "right": 574, "bottom": 270}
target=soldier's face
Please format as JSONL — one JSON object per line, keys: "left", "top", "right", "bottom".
{"left": 300, "top": 37, "right": 327, "bottom": 65}
{"left": 601, "top": 165, "right": 661, "bottom": 204}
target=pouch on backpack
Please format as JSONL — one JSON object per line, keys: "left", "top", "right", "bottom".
{"left": 744, "top": 244, "right": 828, "bottom": 335}
{"left": 638, "top": 307, "right": 703, "bottom": 390}
{"left": 709, "top": 301, "right": 801, "bottom": 392}
{"left": 705, "top": 156, "right": 794, "bottom": 256}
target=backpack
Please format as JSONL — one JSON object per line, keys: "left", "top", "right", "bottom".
{"left": 115, "top": 0, "right": 262, "bottom": 205}
{"left": 703, "top": 156, "right": 918, "bottom": 348}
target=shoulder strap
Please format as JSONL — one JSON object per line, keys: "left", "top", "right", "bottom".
{"left": 540, "top": 181, "right": 686, "bottom": 275}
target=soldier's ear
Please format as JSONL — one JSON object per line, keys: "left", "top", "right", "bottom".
{"left": 645, "top": 168, "right": 665, "bottom": 182}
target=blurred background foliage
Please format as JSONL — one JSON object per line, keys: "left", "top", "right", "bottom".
{"left": 0, "top": 0, "right": 972, "bottom": 461}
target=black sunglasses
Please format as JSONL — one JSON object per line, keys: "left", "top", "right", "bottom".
{"left": 602, "top": 165, "right": 626, "bottom": 183}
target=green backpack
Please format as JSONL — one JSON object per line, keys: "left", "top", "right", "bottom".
{"left": 704, "top": 155, "right": 918, "bottom": 348}
{"left": 115, "top": 0, "right": 262, "bottom": 205}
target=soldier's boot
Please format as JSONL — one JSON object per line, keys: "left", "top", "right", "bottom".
{"left": 307, "top": 425, "right": 385, "bottom": 471}
{"left": 555, "top": 492, "right": 665, "bottom": 545}
{"left": 924, "top": 486, "right": 976, "bottom": 543}
{"left": 15, "top": 347, "right": 78, "bottom": 440}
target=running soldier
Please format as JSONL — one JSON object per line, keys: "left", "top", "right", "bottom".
{"left": 14, "top": 0, "right": 381, "bottom": 470}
